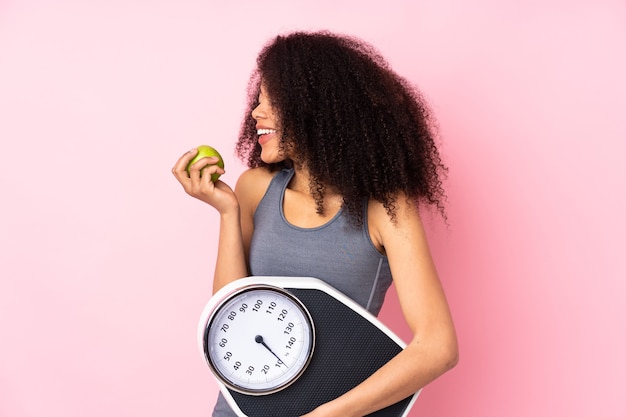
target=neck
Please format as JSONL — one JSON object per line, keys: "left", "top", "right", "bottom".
{"left": 289, "top": 165, "right": 342, "bottom": 202}
{"left": 289, "top": 166, "right": 313, "bottom": 194}
{"left": 285, "top": 166, "right": 343, "bottom": 220}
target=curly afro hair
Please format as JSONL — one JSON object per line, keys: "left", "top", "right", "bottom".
{"left": 236, "top": 30, "right": 447, "bottom": 225}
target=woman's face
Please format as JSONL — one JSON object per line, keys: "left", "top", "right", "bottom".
{"left": 252, "top": 83, "right": 286, "bottom": 164}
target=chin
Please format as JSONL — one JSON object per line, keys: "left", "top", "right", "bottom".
{"left": 260, "top": 151, "right": 286, "bottom": 165}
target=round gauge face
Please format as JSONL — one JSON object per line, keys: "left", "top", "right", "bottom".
{"left": 203, "top": 285, "right": 315, "bottom": 395}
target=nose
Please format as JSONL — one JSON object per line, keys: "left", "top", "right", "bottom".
{"left": 251, "top": 102, "right": 264, "bottom": 121}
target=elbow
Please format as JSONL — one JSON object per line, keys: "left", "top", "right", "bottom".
{"left": 439, "top": 335, "right": 460, "bottom": 373}
{"left": 408, "top": 324, "right": 459, "bottom": 378}
{"left": 444, "top": 343, "right": 459, "bottom": 372}
{"left": 421, "top": 334, "right": 459, "bottom": 376}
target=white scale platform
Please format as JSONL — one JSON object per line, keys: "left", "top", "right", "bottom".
{"left": 198, "top": 276, "right": 420, "bottom": 417}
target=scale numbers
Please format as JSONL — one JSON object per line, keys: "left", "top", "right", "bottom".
{"left": 204, "top": 285, "right": 315, "bottom": 395}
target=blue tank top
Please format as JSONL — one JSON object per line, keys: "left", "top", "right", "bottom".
{"left": 249, "top": 168, "right": 392, "bottom": 315}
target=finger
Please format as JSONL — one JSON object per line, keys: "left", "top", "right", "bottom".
{"left": 171, "top": 148, "right": 199, "bottom": 179}
{"left": 188, "top": 156, "right": 220, "bottom": 171}
{"left": 189, "top": 157, "right": 222, "bottom": 178}
{"left": 198, "top": 163, "right": 225, "bottom": 185}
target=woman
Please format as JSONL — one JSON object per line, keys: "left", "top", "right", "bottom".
{"left": 172, "top": 31, "right": 458, "bottom": 417}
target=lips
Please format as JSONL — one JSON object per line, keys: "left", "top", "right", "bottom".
{"left": 256, "top": 127, "right": 277, "bottom": 145}
{"left": 258, "top": 132, "right": 276, "bottom": 146}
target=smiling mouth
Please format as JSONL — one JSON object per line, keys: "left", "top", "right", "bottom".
{"left": 257, "top": 128, "right": 277, "bottom": 136}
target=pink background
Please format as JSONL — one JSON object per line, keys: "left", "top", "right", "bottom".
{"left": 1, "top": 1, "right": 624, "bottom": 416}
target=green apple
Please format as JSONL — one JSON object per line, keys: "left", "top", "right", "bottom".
{"left": 186, "top": 145, "right": 224, "bottom": 182}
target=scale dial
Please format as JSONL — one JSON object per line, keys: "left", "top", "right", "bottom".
{"left": 203, "top": 285, "right": 315, "bottom": 395}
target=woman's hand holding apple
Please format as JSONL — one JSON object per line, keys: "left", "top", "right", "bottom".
{"left": 171, "top": 147, "right": 238, "bottom": 215}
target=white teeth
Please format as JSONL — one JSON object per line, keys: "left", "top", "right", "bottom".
{"left": 257, "top": 128, "right": 277, "bottom": 135}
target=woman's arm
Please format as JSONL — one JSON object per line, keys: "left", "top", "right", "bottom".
{"left": 211, "top": 203, "right": 248, "bottom": 294}
{"left": 304, "top": 197, "right": 458, "bottom": 417}
{"left": 212, "top": 167, "right": 272, "bottom": 292}
{"left": 171, "top": 150, "right": 269, "bottom": 293}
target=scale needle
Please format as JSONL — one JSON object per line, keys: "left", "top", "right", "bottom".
{"left": 255, "top": 335, "right": 287, "bottom": 367}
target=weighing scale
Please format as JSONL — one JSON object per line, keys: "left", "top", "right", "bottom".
{"left": 198, "top": 276, "right": 420, "bottom": 417}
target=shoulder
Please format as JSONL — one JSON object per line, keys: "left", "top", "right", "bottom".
{"left": 236, "top": 166, "right": 276, "bottom": 189}
{"left": 367, "top": 194, "right": 425, "bottom": 252}
{"left": 235, "top": 167, "right": 281, "bottom": 214}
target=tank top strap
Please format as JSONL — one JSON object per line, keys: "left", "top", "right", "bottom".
{"left": 263, "top": 168, "right": 294, "bottom": 203}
